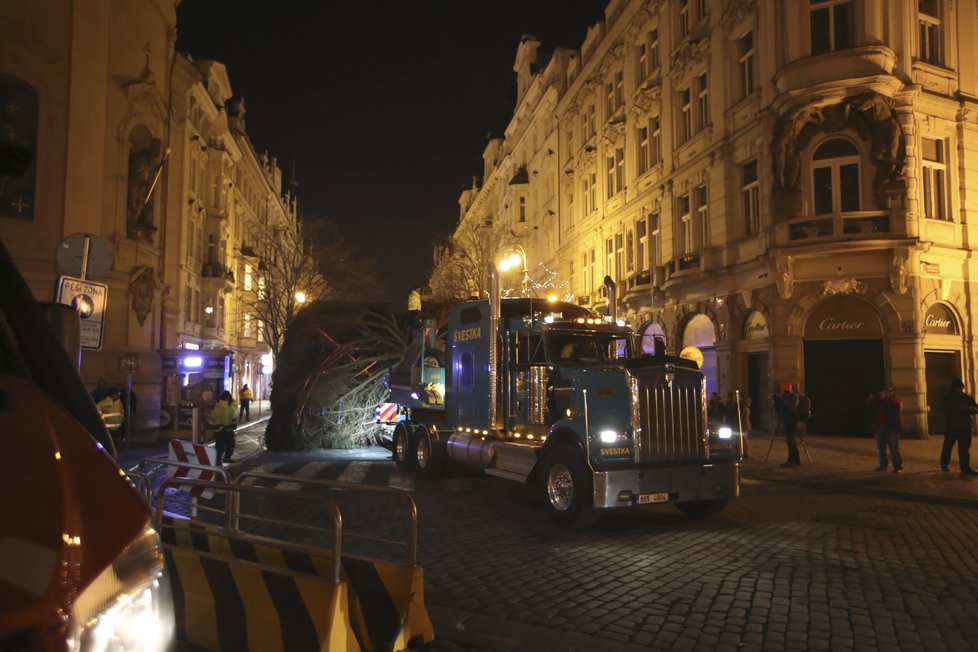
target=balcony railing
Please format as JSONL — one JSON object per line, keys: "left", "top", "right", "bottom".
{"left": 784, "top": 211, "right": 890, "bottom": 243}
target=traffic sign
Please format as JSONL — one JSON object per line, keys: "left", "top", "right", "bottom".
{"left": 57, "top": 276, "right": 108, "bottom": 350}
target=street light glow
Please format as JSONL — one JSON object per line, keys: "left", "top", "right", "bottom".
{"left": 294, "top": 291, "right": 307, "bottom": 304}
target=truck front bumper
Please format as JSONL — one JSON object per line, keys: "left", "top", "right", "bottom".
{"left": 593, "top": 462, "right": 740, "bottom": 508}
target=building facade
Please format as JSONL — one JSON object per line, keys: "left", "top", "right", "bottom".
{"left": 441, "top": 0, "right": 978, "bottom": 438}
{"left": 0, "top": 0, "right": 300, "bottom": 435}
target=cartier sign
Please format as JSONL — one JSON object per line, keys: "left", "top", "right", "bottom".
{"left": 804, "top": 296, "right": 883, "bottom": 339}
{"left": 743, "top": 311, "right": 769, "bottom": 339}
{"left": 923, "top": 304, "right": 957, "bottom": 335}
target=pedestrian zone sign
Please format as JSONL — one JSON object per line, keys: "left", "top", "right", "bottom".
{"left": 57, "top": 276, "right": 108, "bottom": 350}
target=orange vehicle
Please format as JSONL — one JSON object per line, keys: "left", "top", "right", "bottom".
{"left": 0, "top": 240, "right": 173, "bottom": 651}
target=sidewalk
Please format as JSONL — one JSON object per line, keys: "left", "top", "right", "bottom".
{"left": 743, "top": 432, "right": 978, "bottom": 508}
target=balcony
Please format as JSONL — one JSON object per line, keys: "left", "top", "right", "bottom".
{"left": 670, "top": 254, "right": 702, "bottom": 276}
{"left": 201, "top": 326, "right": 227, "bottom": 342}
{"left": 201, "top": 261, "right": 235, "bottom": 293}
{"left": 781, "top": 211, "right": 891, "bottom": 244}
{"left": 773, "top": 46, "right": 899, "bottom": 102}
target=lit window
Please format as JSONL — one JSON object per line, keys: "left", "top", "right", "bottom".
{"left": 810, "top": 0, "right": 854, "bottom": 55}
{"left": 742, "top": 160, "right": 760, "bottom": 235}
{"left": 921, "top": 137, "right": 948, "bottom": 220}
{"left": 811, "top": 138, "right": 861, "bottom": 214}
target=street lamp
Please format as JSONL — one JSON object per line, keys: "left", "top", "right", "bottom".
{"left": 294, "top": 290, "right": 307, "bottom": 304}
{"left": 496, "top": 245, "right": 529, "bottom": 297}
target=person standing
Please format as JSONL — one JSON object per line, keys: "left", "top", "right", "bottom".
{"left": 773, "top": 382, "right": 801, "bottom": 467}
{"left": 96, "top": 388, "right": 124, "bottom": 448}
{"left": 210, "top": 390, "right": 238, "bottom": 464}
{"left": 940, "top": 378, "right": 978, "bottom": 475}
{"left": 867, "top": 388, "right": 903, "bottom": 473}
{"left": 239, "top": 384, "right": 253, "bottom": 421}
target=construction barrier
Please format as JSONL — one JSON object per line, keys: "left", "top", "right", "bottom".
{"left": 154, "top": 476, "right": 433, "bottom": 651}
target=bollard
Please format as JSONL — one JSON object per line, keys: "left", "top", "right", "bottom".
{"left": 191, "top": 405, "right": 200, "bottom": 444}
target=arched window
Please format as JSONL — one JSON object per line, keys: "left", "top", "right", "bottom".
{"left": 811, "top": 137, "right": 860, "bottom": 215}
{"left": 0, "top": 75, "right": 39, "bottom": 220}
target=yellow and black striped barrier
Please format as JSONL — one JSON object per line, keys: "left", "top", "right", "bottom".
{"left": 160, "top": 516, "right": 433, "bottom": 651}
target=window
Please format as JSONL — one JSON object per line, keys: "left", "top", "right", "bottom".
{"left": 584, "top": 103, "right": 596, "bottom": 141}
{"left": 679, "top": 0, "right": 690, "bottom": 37}
{"left": 738, "top": 32, "right": 755, "bottom": 98}
{"left": 918, "top": 0, "right": 943, "bottom": 65}
{"left": 649, "top": 29, "right": 660, "bottom": 71}
{"left": 459, "top": 351, "right": 475, "bottom": 389}
{"left": 0, "top": 75, "right": 39, "bottom": 220}
{"left": 649, "top": 211, "right": 661, "bottom": 268}
{"left": 680, "top": 87, "right": 693, "bottom": 142}
{"left": 615, "top": 232, "right": 625, "bottom": 279}
{"left": 585, "top": 248, "right": 596, "bottom": 294}
{"left": 921, "top": 137, "right": 948, "bottom": 220}
{"left": 606, "top": 147, "right": 624, "bottom": 197}
{"left": 650, "top": 116, "right": 662, "bottom": 164}
{"left": 518, "top": 196, "right": 526, "bottom": 223}
{"left": 810, "top": 0, "right": 854, "bottom": 55}
{"left": 811, "top": 138, "right": 861, "bottom": 214}
{"left": 606, "top": 71, "right": 624, "bottom": 115}
{"left": 741, "top": 160, "right": 761, "bottom": 235}
{"left": 637, "top": 126, "right": 650, "bottom": 175}
{"left": 678, "top": 193, "right": 693, "bottom": 255}
{"left": 243, "top": 312, "right": 252, "bottom": 338}
{"left": 244, "top": 263, "right": 253, "bottom": 290}
{"left": 184, "top": 287, "right": 192, "bottom": 321}
{"left": 695, "top": 184, "right": 709, "bottom": 249}
{"left": 637, "top": 219, "right": 648, "bottom": 270}
{"left": 695, "top": 73, "right": 709, "bottom": 131}
{"left": 583, "top": 172, "right": 597, "bottom": 214}
{"left": 606, "top": 237, "right": 615, "bottom": 278}
{"left": 626, "top": 228, "right": 635, "bottom": 273}
{"left": 637, "top": 42, "right": 648, "bottom": 82}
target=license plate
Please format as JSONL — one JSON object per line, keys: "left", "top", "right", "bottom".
{"left": 637, "top": 492, "right": 669, "bottom": 504}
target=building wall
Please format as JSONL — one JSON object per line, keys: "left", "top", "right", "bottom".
{"left": 449, "top": 0, "right": 978, "bottom": 438}
{"left": 0, "top": 0, "right": 296, "bottom": 435}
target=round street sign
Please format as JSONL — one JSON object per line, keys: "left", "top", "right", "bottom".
{"left": 56, "top": 233, "right": 113, "bottom": 280}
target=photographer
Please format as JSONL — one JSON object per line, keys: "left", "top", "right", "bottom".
{"left": 773, "top": 382, "right": 801, "bottom": 467}
{"left": 940, "top": 379, "right": 978, "bottom": 475}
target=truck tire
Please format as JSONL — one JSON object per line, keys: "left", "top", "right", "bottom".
{"left": 676, "top": 499, "right": 729, "bottom": 518}
{"left": 393, "top": 422, "right": 415, "bottom": 471}
{"left": 412, "top": 424, "right": 445, "bottom": 478}
{"left": 540, "top": 445, "right": 599, "bottom": 528}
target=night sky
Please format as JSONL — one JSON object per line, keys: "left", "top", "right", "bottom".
{"left": 176, "top": 0, "right": 608, "bottom": 303}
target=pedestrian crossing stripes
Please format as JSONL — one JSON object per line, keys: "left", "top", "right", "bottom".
{"left": 275, "top": 461, "right": 328, "bottom": 491}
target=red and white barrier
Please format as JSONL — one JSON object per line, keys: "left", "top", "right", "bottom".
{"left": 168, "top": 439, "right": 219, "bottom": 498}
{"left": 376, "top": 402, "right": 401, "bottom": 423}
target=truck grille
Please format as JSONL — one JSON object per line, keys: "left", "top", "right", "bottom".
{"left": 631, "top": 367, "right": 708, "bottom": 463}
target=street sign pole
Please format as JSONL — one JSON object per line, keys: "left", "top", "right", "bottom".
{"left": 79, "top": 235, "right": 90, "bottom": 281}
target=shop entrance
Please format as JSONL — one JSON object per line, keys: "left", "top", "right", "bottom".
{"left": 802, "top": 295, "right": 885, "bottom": 436}
{"left": 804, "top": 339, "right": 884, "bottom": 436}
{"left": 747, "top": 352, "right": 771, "bottom": 431}
{"left": 925, "top": 351, "right": 961, "bottom": 435}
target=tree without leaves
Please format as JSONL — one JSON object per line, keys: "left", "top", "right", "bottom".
{"left": 429, "top": 219, "right": 512, "bottom": 302}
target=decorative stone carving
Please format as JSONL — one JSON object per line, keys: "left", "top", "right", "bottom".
{"left": 129, "top": 266, "right": 160, "bottom": 326}
{"left": 601, "top": 120, "right": 627, "bottom": 149}
{"left": 126, "top": 137, "right": 164, "bottom": 242}
{"left": 890, "top": 250, "right": 909, "bottom": 295}
{"left": 669, "top": 36, "right": 711, "bottom": 82}
{"left": 821, "top": 277, "right": 865, "bottom": 296}
{"left": 776, "top": 255, "right": 794, "bottom": 300}
{"left": 719, "top": 0, "right": 758, "bottom": 33}
{"left": 771, "top": 92, "right": 908, "bottom": 218}
{"left": 629, "top": 81, "right": 662, "bottom": 118}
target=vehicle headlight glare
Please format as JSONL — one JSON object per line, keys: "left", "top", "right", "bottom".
{"left": 718, "top": 426, "right": 733, "bottom": 440}
{"left": 599, "top": 429, "right": 618, "bottom": 444}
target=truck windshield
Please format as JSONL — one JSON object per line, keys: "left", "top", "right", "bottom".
{"left": 548, "top": 333, "right": 630, "bottom": 364}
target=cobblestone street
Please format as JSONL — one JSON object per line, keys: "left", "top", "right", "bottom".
{"left": 208, "top": 430, "right": 978, "bottom": 651}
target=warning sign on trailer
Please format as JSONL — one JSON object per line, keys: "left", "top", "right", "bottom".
{"left": 57, "top": 276, "right": 108, "bottom": 350}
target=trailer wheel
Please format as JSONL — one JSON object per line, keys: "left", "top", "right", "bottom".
{"left": 412, "top": 424, "right": 445, "bottom": 478}
{"left": 393, "top": 422, "right": 415, "bottom": 471}
{"left": 675, "top": 499, "right": 729, "bottom": 518}
{"left": 540, "top": 445, "right": 599, "bottom": 528}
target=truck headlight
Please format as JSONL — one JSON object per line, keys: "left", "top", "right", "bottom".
{"left": 67, "top": 522, "right": 174, "bottom": 652}
{"left": 717, "top": 426, "right": 733, "bottom": 440}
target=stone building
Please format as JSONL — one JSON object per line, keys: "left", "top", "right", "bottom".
{"left": 443, "top": 0, "right": 978, "bottom": 438}
{"left": 0, "top": 0, "right": 300, "bottom": 436}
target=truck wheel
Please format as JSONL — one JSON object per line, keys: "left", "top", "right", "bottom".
{"left": 540, "top": 445, "right": 599, "bottom": 528}
{"left": 393, "top": 422, "right": 415, "bottom": 471}
{"left": 412, "top": 424, "right": 445, "bottom": 478}
{"left": 676, "top": 499, "right": 729, "bottom": 518}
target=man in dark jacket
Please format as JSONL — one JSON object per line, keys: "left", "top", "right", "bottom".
{"left": 867, "top": 388, "right": 903, "bottom": 473}
{"left": 940, "top": 378, "right": 978, "bottom": 474}
{"left": 773, "top": 382, "right": 801, "bottom": 467}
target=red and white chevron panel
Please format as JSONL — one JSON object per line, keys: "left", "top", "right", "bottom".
{"left": 375, "top": 402, "right": 401, "bottom": 424}
{"left": 168, "top": 439, "right": 219, "bottom": 498}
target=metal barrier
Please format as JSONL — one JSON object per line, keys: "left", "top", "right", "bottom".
{"left": 125, "top": 470, "right": 153, "bottom": 503}
{"left": 234, "top": 471, "right": 419, "bottom": 567}
{"left": 135, "top": 456, "right": 231, "bottom": 518}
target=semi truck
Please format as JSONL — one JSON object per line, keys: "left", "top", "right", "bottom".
{"left": 382, "top": 272, "right": 741, "bottom": 527}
